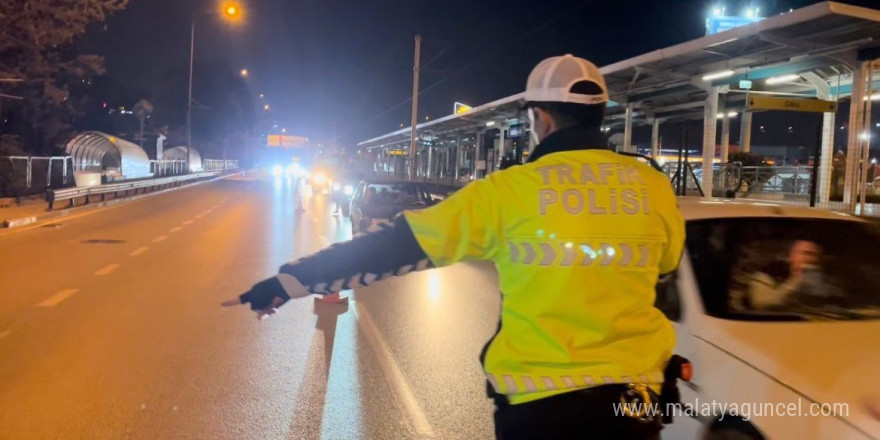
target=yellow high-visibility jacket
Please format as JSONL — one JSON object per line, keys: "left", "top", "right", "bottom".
{"left": 405, "top": 147, "right": 685, "bottom": 404}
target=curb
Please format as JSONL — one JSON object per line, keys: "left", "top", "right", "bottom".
{"left": 0, "top": 171, "right": 243, "bottom": 229}
{"left": 3, "top": 216, "right": 38, "bottom": 228}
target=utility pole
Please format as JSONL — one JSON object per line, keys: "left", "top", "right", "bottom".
{"left": 186, "top": 21, "right": 195, "bottom": 174}
{"left": 408, "top": 35, "right": 422, "bottom": 181}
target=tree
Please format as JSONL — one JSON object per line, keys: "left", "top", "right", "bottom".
{"left": 0, "top": 0, "right": 129, "bottom": 154}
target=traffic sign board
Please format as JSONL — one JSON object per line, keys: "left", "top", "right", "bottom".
{"left": 267, "top": 135, "right": 308, "bottom": 148}
{"left": 454, "top": 102, "right": 472, "bottom": 114}
{"left": 746, "top": 95, "right": 837, "bottom": 113}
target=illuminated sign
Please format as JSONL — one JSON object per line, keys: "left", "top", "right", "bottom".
{"left": 706, "top": 16, "right": 763, "bottom": 35}
{"left": 267, "top": 135, "right": 308, "bottom": 148}
{"left": 454, "top": 102, "right": 472, "bottom": 114}
{"left": 746, "top": 96, "right": 838, "bottom": 113}
{"left": 508, "top": 125, "right": 524, "bottom": 138}
{"left": 386, "top": 150, "right": 408, "bottom": 156}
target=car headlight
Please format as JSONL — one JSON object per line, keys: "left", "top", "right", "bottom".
{"left": 343, "top": 185, "right": 354, "bottom": 195}
{"left": 271, "top": 165, "right": 283, "bottom": 177}
{"left": 332, "top": 183, "right": 341, "bottom": 192}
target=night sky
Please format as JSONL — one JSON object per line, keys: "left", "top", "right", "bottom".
{"left": 88, "top": 0, "right": 879, "bottom": 145}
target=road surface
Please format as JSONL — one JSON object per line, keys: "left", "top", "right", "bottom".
{"left": 0, "top": 173, "right": 699, "bottom": 439}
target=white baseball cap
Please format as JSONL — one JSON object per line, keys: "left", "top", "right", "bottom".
{"left": 524, "top": 54, "right": 608, "bottom": 105}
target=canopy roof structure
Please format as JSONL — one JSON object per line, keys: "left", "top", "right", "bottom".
{"left": 601, "top": 1, "right": 880, "bottom": 125}
{"left": 66, "top": 131, "right": 152, "bottom": 180}
{"left": 163, "top": 146, "right": 203, "bottom": 172}
{"left": 359, "top": 1, "right": 880, "bottom": 149}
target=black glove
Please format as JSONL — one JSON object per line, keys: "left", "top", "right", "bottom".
{"left": 238, "top": 277, "right": 292, "bottom": 311}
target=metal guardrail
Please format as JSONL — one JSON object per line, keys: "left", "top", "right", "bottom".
{"left": 740, "top": 165, "right": 814, "bottom": 195}
{"left": 46, "top": 171, "right": 220, "bottom": 210}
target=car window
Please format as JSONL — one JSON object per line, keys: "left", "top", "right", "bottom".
{"left": 654, "top": 272, "right": 681, "bottom": 322}
{"left": 686, "top": 218, "right": 880, "bottom": 321}
{"left": 352, "top": 182, "right": 366, "bottom": 205}
{"left": 368, "top": 183, "right": 422, "bottom": 204}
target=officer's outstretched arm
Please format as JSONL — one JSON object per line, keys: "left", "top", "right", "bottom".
{"left": 223, "top": 180, "right": 497, "bottom": 316}
{"left": 224, "top": 216, "right": 433, "bottom": 313}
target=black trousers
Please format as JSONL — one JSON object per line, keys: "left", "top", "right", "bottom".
{"left": 493, "top": 385, "right": 663, "bottom": 440}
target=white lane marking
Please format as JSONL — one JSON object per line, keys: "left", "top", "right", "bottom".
{"left": 94, "top": 264, "right": 121, "bottom": 276}
{"left": 37, "top": 289, "right": 80, "bottom": 307}
{"left": 354, "top": 302, "right": 436, "bottom": 438}
{"left": 182, "top": 220, "right": 194, "bottom": 225}
{"left": 152, "top": 235, "right": 168, "bottom": 243}
{"left": 0, "top": 330, "right": 10, "bottom": 340}
{"left": 170, "top": 226, "right": 183, "bottom": 233}
{"left": 129, "top": 246, "right": 149, "bottom": 257}
{"left": 201, "top": 210, "right": 211, "bottom": 215}
{"left": 194, "top": 214, "right": 205, "bottom": 219}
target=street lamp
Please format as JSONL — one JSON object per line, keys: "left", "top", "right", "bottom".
{"left": 240, "top": 68, "right": 249, "bottom": 77}
{"left": 264, "top": 104, "right": 270, "bottom": 111}
{"left": 225, "top": 4, "right": 238, "bottom": 17}
{"left": 187, "top": 2, "right": 245, "bottom": 173}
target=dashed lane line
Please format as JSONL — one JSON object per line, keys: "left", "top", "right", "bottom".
{"left": 152, "top": 235, "right": 168, "bottom": 243}
{"left": 94, "top": 264, "right": 121, "bottom": 276}
{"left": 182, "top": 220, "right": 194, "bottom": 226}
{"left": 170, "top": 227, "right": 183, "bottom": 233}
{"left": 353, "top": 302, "right": 436, "bottom": 438}
{"left": 129, "top": 246, "right": 149, "bottom": 257}
{"left": 37, "top": 289, "right": 80, "bottom": 308}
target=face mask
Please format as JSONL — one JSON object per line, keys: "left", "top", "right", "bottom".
{"left": 528, "top": 107, "right": 541, "bottom": 146}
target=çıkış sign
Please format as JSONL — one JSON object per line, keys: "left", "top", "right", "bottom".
{"left": 267, "top": 135, "right": 308, "bottom": 148}
{"left": 746, "top": 96, "right": 838, "bottom": 113}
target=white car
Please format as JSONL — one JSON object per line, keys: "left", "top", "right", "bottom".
{"left": 664, "top": 198, "right": 880, "bottom": 440}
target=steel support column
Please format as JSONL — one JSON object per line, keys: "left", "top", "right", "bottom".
{"left": 702, "top": 87, "right": 720, "bottom": 197}
{"left": 720, "top": 94, "right": 731, "bottom": 162}
{"left": 651, "top": 119, "right": 661, "bottom": 158}
{"left": 623, "top": 103, "right": 634, "bottom": 153}
{"left": 843, "top": 62, "right": 867, "bottom": 210}
{"left": 739, "top": 111, "right": 753, "bottom": 153}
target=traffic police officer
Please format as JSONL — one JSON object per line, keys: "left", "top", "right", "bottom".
{"left": 224, "top": 55, "right": 685, "bottom": 440}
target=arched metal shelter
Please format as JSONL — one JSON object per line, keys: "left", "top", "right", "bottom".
{"left": 66, "top": 131, "right": 152, "bottom": 180}
{"left": 162, "top": 146, "right": 203, "bottom": 172}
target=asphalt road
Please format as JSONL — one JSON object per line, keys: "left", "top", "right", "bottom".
{"left": 0, "top": 173, "right": 699, "bottom": 439}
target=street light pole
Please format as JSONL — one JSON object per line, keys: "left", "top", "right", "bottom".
{"left": 186, "top": 20, "right": 195, "bottom": 174}
{"left": 408, "top": 35, "right": 421, "bottom": 181}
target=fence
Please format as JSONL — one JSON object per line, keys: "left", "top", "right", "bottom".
{"left": 660, "top": 161, "right": 880, "bottom": 211}
{"left": 203, "top": 159, "right": 239, "bottom": 172}
{"left": 150, "top": 160, "right": 188, "bottom": 177}
{"left": 0, "top": 156, "right": 75, "bottom": 197}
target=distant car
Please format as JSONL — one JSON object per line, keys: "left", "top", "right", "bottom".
{"left": 661, "top": 198, "right": 880, "bottom": 440}
{"left": 331, "top": 171, "right": 364, "bottom": 217}
{"left": 309, "top": 165, "right": 337, "bottom": 193}
{"left": 349, "top": 180, "right": 439, "bottom": 234}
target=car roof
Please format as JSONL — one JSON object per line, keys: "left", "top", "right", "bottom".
{"left": 364, "top": 180, "right": 418, "bottom": 185}
{"left": 678, "top": 197, "right": 862, "bottom": 222}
